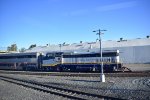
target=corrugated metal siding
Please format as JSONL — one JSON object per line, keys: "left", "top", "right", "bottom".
{"left": 105, "top": 45, "right": 150, "bottom": 63}
{"left": 25, "top": 38, "right": 150, "bottom": 64}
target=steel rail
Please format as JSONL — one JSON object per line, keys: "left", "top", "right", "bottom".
{"left": 0, "top": 70, "right": 150, "bottom": 77}
{"left": 0, "top": 75, "right": 124, "bottom": 100}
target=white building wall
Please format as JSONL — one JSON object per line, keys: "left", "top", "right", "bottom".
{"left": 103, "top": 45, "right": 150, "bottom": 64}
{"left": 25, "top": 38, "right": 150, "bottom": 64}
{"left": 133, "top": 46, "right": 150, "bottom": 63}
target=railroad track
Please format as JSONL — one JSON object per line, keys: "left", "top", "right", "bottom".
{"left": 0, "top": 70, "right": 150, "bottom": 77}
{"left": 0, "top": 75, "right": 123, "bottom": 100}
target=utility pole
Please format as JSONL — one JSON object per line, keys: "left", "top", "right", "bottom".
{"left": 59, "top": 44, "right": 62, "bottom": 52}
{"left": 93, "top": 29, "right": 107, "bottom": 82}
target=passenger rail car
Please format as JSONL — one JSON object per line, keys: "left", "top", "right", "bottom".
{"left": 0, "top": 52, "right": 42, "bottom": 70}
{"left": 42, "top": 50, "right": 122, "bottom": 72}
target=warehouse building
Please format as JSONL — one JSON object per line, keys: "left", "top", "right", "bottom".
{"left": 25, "top": 37, "right": 150, "bottom": 71}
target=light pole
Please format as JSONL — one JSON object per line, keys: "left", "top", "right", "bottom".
{"left": 59, "top": 43, "right": 63, "bottom": 65}
{"left": 93, "top": 29, "right": 107, "bottom": 82}
{"left": 59, "top": 44, "right": 62, "bottom": 52}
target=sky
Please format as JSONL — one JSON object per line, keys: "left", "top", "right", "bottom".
{"left": 0, "top": 0, "right": 150, "bottom": 50}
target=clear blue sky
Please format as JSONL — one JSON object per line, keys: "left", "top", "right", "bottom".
{"left": 0, "top": 0, "right": 150, "bottom": 49}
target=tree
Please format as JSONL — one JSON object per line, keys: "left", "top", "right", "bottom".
{"left": 29, "top": 44, "right": 36, "bottom": 49}
{"left": 7, "top": 44, "right": 17, "bottom": 51}
{"left": 7, "top": 46, "right": 11, "bottom": 51}
{"left": 19, "top": 48, "right": 26, "bottom": 52}
{"left": 11, "top": 44, "right": 17, "bottom": 51}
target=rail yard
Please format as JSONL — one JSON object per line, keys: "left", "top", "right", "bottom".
{"left": 0, "top": 38, "right": 150, "bottom": 99}
{"left": 0, "top": 42, "right": 150, "bottom": 100}
{"left": 1, "top": 0, "right": 150, "bottom": 99}
{"left": 0, "top": 70, "right": 150, "bottom": 100}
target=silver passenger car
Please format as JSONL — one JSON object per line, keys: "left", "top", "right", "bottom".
{"left": 0, "top": 52, "right": 42, "bottom": 70}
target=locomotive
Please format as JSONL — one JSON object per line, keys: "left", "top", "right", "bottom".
{"left": 0, "top": 50, "right": 122, "bottom": 72}
{"left": 42, "top": 50, "right": 122, "bottom": 72}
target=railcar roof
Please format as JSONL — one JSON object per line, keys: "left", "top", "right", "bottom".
{"left": 0, "top": 52, "right": 39, "bottom": 56}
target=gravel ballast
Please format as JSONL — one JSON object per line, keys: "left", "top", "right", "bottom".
{"left": 0, "top": 73, "right": 150, "bottom": 100}
{"left": 0, "top": 79, "right": 68, "bottom": 100}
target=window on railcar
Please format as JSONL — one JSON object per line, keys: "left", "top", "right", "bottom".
{"left": 28, "top": 55, "right": 36, "bottom": 58}
{"left": 15, "top": 55, "right": 36, "bottom": 59}
{"left": 0, "top": 56, "right": 14, "bottom": 59}
{"left": 0, "top": 63, "right": 13, "bottom": 66}
{"left": 46, "top": 53, "right": 54, "bottom": 57}
{"left": 0, "top": 56, "right": 5, "bottom": 59}
{"left": 94, "top": 53, "right": 99, "bottom": 57}
{"left": 45, "top": 53, "right": 55, "bottom": 59}
{"left": 55, "top": 52, "right": 63, "bottom": 57}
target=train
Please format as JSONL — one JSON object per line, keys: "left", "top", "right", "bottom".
{"left": 0, "top": 52, "right": 42, "bottom": 70}
{"left": 0, "top": 50, "right": 123, "bottom": 72}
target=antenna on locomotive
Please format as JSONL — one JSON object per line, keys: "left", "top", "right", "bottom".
{"left": 93, "top": 29, "right": 107, "bottom": 82}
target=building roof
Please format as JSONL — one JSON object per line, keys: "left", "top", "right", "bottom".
{"left": 25, "top": 38, "right": 150, "bottom": 53}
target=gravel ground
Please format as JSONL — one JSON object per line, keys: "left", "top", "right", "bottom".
{"left": 0, "top": 73, "right": 150, "bottom": 100}
{"left": 123, "top": 64, "right": 150, "bottom": 72}
{"left": 0, "top": 79, "right": 68, "bottom": 100}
